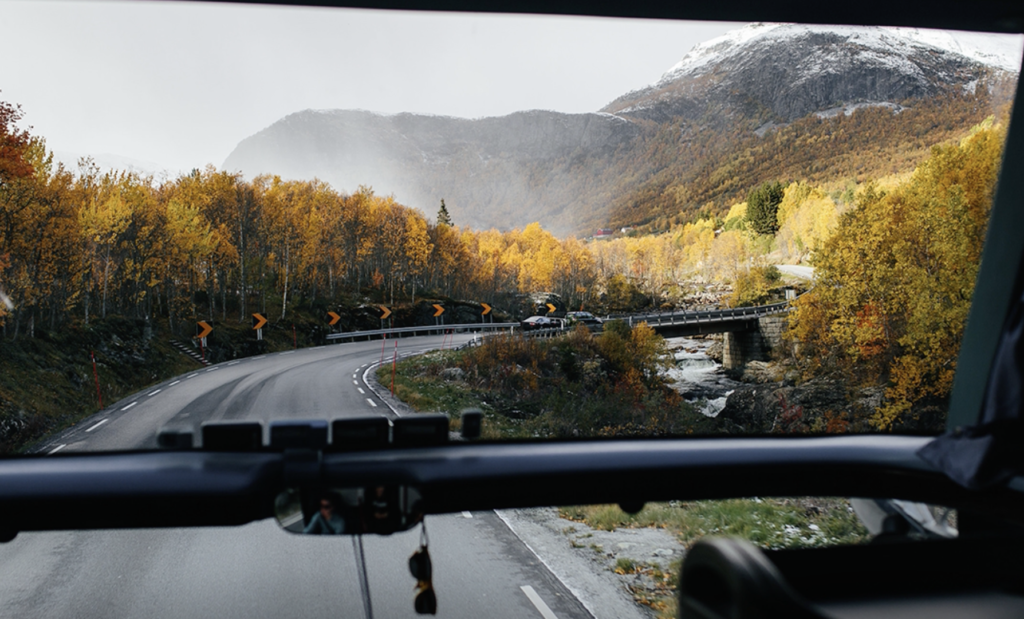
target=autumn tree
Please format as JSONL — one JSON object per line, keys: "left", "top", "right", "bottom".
{"left": 0, "top": 97, "right": 33, "bottom": 189}
{"left": 788, "top": 123, "right": 1005, "bottom": 430}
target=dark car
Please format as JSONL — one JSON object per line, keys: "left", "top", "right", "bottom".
{"left": 565, "top": 311, "right": 603, "bottom": 331}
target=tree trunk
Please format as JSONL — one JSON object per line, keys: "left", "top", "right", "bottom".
{"left": 281, "top": 243, "right": 290, "bottom": 320}
{"left": 101, "top": 247, "right": 110, "bottom": 319}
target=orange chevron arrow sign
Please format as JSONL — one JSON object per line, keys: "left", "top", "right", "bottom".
{"left": 195, "top": 321, "right": 213, "bottom": 339}
{"left": 252, "top": 313, "right": 267, "bottom": 330}
{"left": 481, "top": 303, "right": 492, "bottom": 315}
{"left": 432, "top": 304, "right": 444, "bottom": 317}
{"left": 327, "top": 311, "right": 341, "bottom": 325}
{"left": 379, "top": 306, "right": 391, "bottom": 321}
{"left": 546, "top": 303, "right": 556, "bottom": 314}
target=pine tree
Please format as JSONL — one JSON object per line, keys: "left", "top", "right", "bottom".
{"left": 437, "top": 199, "right": 452, "bottom": 227}
{"left": 746, "top": 181, "right": 785, "bottom": 235}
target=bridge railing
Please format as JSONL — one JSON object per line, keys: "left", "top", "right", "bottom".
{"left": 607, "top": 300, "right": 792, "bottom": 328}
{"left": 325, "top": 322, "right": 519, "bottom": 342}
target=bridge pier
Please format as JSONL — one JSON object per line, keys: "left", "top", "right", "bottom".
{"left": 722, "top": 315, "right": 788, "bottom": 371}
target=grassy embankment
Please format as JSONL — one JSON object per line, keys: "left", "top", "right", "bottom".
{"left": 562, "top": 498, "right": 870, "bottom": 617}
{"left": 376, "top": 322, "right": 717, "bottom": 439}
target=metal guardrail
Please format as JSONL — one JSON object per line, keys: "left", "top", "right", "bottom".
{"left": 326, "top": 322, "right": 519, "bottom": 341}
{"left": 326, "top": 301, "right": 794, "bottom": 343}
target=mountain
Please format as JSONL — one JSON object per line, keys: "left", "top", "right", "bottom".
{"left": 223, "top": 110, "right": 637, "bottom": 234}
{"left": 604, "top": 24, "right": 1004, "bottom": 125}
{"left": 223, "top": 24, "right": 1018, "bottom": 235}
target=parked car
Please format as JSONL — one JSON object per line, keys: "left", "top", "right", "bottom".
{"left": 520, "top": 315, "right": 561, "bottom": 330}
{"left": 565, "top": 311, "right": 603, "bottom": 331}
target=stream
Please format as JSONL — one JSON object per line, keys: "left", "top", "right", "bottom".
{"left": 664, "top": 336, "right": 740, "bottom": 417}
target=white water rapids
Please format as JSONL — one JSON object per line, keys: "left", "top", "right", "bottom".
{"left": 663, "top": 337, "right": 739, "bottom": 417}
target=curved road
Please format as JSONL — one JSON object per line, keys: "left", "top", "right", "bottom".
{"left": 0, "top": 335, "right": 594, "bottom": 619}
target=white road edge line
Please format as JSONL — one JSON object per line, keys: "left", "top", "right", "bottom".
{"left": 462, "top": 511, "right": 473, "bottom": 518}
{"left": 520, "top": 585, "right": 560, "bottom": 619}
{"left": 121, "top": 402, "right": 137, "bottom": 411}
{"left": 366, "top": 399, "right": 377, "bottom": 407}
{"left": 48, "top": 444, "right": 66, "bottom": 455}
{"left": 169, "top": 380, "right": 180, "bottom": 386}
{"left": 85, "top": 419, "right": 108, "bottom": 433}
{"left": 496, "top": 511, "right": 598, "bottom": 619}
{"left": 148, "top": 389, "right": 161, "bottom": 396}
{"left": 362, "top": 360, "right": 406, "bottom": 418}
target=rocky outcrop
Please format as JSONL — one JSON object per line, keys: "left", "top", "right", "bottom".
{"left": 717, "top": 376, "right": 885, "bottom": 433}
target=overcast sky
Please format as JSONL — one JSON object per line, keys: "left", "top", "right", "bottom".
{"left": 0, "top": 0, "right": 736, "bottom": 173}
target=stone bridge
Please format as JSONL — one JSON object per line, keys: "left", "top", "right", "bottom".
{"left": 613, "top": 302, "right": 791, "bottom": 370}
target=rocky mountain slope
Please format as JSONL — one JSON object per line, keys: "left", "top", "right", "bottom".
{"left": 223, "top": 24, "right": 1019, "bottom": 235}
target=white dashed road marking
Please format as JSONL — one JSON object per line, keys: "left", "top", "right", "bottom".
{"left": 462, "top": 511, "right": 473, "bottom": 518}
{"left": 357, "top": 388, "right": 365, "bottom": 394}
{"left": 366, "top": 399, "right": 377, "bottom": 408}
{"left": 206, "top": 367, "right": 219, "bottom": 372}
{"left": 228, "top": 361, "right": 239, "bottom": 366}
{"left": 520, "top": 586, "right": 559, "bottom": 619}
{"left": 353, "top": 380, "right": 358, "bottom": 385}
{"left": 169, "top": 380, "right": 180, "bottom": 386}
{"left": 48, "top": 444, "right": 66, "bottom": 455}
{"left": 148, "top": 389, "right": 161, "bottom": 396}
{"left": 187, "top": 374, "right": 198, "bottom": 379}
{"left": 121, "top": 402, "right": 137, "bottom": 411}
{"left": 85, "top": 419, "right": 108, "bottom": 433}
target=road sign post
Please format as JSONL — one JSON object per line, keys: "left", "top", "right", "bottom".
{"left": 432, "top": 304, "right": 444, "bottom": 333}
{"left": 91, "top": 351, "right": 102, "bottom": 410}
{"left": 195, "top": 321, "right": 213, "bottom": 361}
{"left": 252, "top": 313, "right": 267, "bottom": 341}
{"left": 481, "top": 303, "right": 492, "bottom": 324}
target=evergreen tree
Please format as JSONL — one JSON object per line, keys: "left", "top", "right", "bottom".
{"left": 746, "top": 181, "right": 785, "bottom": 235}
{"left": 437, "top": 199, "right": 452, "bottom": 227}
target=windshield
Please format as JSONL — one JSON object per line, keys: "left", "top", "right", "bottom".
{"left": 2, "top": 2, "right": 1022, "bottom": 618}
{"left": 0, "top": 3, "right": 1021, "bottom": 451}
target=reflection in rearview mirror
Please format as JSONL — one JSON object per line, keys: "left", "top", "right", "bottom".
{"left": 274, "top": 486, "right": 423, "bottom": 536}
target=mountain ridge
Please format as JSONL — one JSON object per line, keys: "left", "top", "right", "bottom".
{"left": 222, "top": 24, "right": 1019, "bottom": 235}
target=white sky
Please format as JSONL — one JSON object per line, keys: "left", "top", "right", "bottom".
{"left": 0, "top": 0, "right": 736, "bottom": 173}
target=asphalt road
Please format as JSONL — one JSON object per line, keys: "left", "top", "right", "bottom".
{"left": 776, "top": 264, "right": 815, "bottom": 280}
{"left": 0, "top": 334, "right": 594, "bottom": 619}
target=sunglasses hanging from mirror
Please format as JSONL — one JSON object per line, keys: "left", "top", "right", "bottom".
{"left": 409, "top": 521, "right": 437, "bottom": 615}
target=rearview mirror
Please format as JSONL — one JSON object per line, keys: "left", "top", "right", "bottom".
{"left": 274, "top": 485, "right": 423, "bottom": 536}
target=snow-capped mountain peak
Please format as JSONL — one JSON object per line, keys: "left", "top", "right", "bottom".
{"left": 662, "top": 23, "right": 1022, "bottom": 84}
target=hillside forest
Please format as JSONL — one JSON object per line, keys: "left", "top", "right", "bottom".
{"left": 0, "top": 91, "right": 1012, "bottom": 433}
